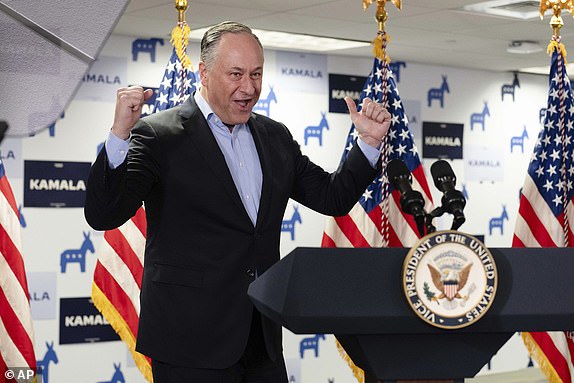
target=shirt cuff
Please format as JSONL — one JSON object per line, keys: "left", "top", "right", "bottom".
{"left": 105, "top": 130, "right": 130, "bottom": 169}
{"left": 357, "top": 138, "right": 382, "bottom": 168}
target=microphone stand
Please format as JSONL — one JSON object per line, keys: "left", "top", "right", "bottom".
{"left": 424, "top": 204, "right": 465, "bottom": 234}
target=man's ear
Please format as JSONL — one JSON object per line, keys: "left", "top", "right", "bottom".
{"left": 198, "top": 61, "right": 208, "bottom": 88}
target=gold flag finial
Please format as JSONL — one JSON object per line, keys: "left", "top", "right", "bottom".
{"left": 176, "top": 0, "right": 188, "bottom": 23}
{"left": 363, "top": 0, "right": 401, "bottom": 32}
{"left": 540, "top": 0, "right": 573, "bottom": 59}
{"left": 540, "top": 0, "right": 574, "bottom": 37}
{"left": 362, "top": 0, "right": 401, "bottom": 61}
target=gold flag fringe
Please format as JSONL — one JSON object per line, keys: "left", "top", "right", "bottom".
{"left": 373, "top": 32, "right": 390, "bottom": 64}
{"left": 336, "top": 339, "right": 364, "bottom": 383}
{"left": 171, "top": 22, "right": 193, "bottom": 71}
{"left": 547, "top": 39, "right": 568, "bottom": 64}
{"left": 521, "top": 332, "right": 562, "bottom": 383}
{"left": 92, "top": 283, "right": 154, "bottom": 383}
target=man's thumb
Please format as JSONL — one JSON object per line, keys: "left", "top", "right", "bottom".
{"left": 143, "top": 89, "right": 154, "bottom": 101}
{"left": 344, "top": 96, "right": 358, "bottom": 116}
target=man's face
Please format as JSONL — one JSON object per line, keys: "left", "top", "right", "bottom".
{"left": 199, "top": 32, "right": 264, "bottom": 125}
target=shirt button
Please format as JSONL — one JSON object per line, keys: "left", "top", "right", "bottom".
{"left": 240, "top": 162, "right": 244, "bottom": 167}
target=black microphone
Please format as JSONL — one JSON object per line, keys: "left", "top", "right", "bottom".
{"left": 387, "top": 159, "right": 426, "bottom": 236}
{"left": 430, "top": 160, "right": 466, "bottom": 230}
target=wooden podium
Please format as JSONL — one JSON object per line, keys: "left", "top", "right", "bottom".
{"left": 248, "top": 247, "right": 574, "bottom": 381}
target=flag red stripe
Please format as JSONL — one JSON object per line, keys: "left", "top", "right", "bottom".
{"left": 334, "top": 215, "right": 371, "bottom": 248}
{"left": 386, "top": 224, "right": 403, "bottom": 247}
{"left": 321, "top": 232, "right": 336, "bottom": 248}
{"left": 517, "top": 195, "right": 556, "bottom": 247}
{"left": 390, "top": 191, "right": 422, "bottom": 239}
{"left": 0, "top": 177, "right": 19, "bottom": 218}
{"left": 104, "top": 229, "right": 144, "bottom": 289}
{"left": 511, "top": 235, "right": 524, "bottom": 247}
{"left": 367, "top": 206, "right": 382, "bottom": 234}
{"left": 93, "top": 263, "right": 140, "bottom": 337}
{"left": 530, "top": 332, "right": 572, "bottom": 383}
{"left": 568, "top": 336, "right": 574, "bottom": 367}
{"left": 131, "top": 207, "right": 147, "bottom": 238}
{"left": 0, "top": 287, "right": 35, "bottom": 369}
{"left": 0, "top": 225, "right": 27, "bottom": 297}
{"left": 412, "top": 166, "right": 432, "bottom": 200}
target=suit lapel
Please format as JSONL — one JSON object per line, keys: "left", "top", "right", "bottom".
{"left": 179, "top": 98, "right": 252, "bottom": 226}
{"left": 249, "top": 116, "right": 273, "bottom": 230}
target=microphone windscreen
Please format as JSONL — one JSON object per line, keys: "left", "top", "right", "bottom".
{"left": 430, "top": 160, "right": 456, "bottom": 191}
{"left": 386, "top": 158, "right": 410, "bottom": 187}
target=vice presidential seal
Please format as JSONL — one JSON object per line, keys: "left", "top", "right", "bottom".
{"left": 402, "top": 230, "right": 497, "bottom": 329}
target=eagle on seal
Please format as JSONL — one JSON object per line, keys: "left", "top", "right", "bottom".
{"left": 428, "top": 263, "right": 472, "bottom": 301}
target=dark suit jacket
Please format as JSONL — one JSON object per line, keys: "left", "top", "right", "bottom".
{"left": 84, "top": 96, "right": 380, "bottom": 368}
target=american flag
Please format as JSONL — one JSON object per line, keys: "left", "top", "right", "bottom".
{"left": 513, "top": 40, "right": 574, "bottom": 382}
{"left": 0, "top": 161, "right": 36, "bottom": 382}
{"left": 154, "top": 49, "right": 197, "bottom": 112}
{"left": 91, "top": 44, "right": 196, "bottom": 382}
{"left": 322, "top": 57, "right": 433, "bottom": 249}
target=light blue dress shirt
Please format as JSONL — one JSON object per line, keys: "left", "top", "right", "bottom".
{"left": 105, "top": 91, "right": 381, "bottom": 226}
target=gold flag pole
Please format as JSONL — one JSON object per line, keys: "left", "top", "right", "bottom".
{"left": 171, "top": 0, "right": 192, "bottom": 71}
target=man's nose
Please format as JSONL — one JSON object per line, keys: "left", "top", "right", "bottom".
{"left": 239, "top": 76, "right": 257, "bottom": 94}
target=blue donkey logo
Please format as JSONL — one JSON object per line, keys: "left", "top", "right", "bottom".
{"left": 389, "top": 61, "right": 406, "bottom": 82}
{"left": 132, "top": 37, "right": 164, "bottom": 62}
{"left": 489, "top": 205, "right": 509, "bottom": 235}
{"left": 470, "top": 102, "right": 490, "bottom": 131}
{"left": 510, "top": 126, "right": 529, "bottom": 153}
{"left": 37, "top": 341, "right": 58, "bottom": 383}
{"left": 300, "top": 334, "right": 326, "bottom": 358}
{"left": 281, "top": 206, "right": 302, "bottom": 241}
{"left": 304, "top": 112, "right": 329, "bottom": 146}
{"left": 501, "top": 73, "right": 520, "bottom": 102}
{"left": 97, "top": 363, "right": 125, "bottom": 383}
{"left": 60, "top": 231, "right": 95, "bottom": 273}
{"left": 427, "top": 75, "right": 449, "bottom": 108}
{"left": 253, "top": 86, "right": 277, "bottom": 116}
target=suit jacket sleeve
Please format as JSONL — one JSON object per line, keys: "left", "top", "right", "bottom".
{"left": 84, "top": 121, "right": 160, "bottom": 231}
{"left": 283, "top": 124, "right": 381, "bottom": 217}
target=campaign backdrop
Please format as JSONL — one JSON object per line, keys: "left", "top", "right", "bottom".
{"left": 9, "top": 32, "right": 551, "bottom": 383}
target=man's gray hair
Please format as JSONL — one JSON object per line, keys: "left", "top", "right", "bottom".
{"left": 200, "top": 21, "right": 263, "bottom": 68}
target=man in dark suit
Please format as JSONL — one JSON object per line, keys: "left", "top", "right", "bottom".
{"left": 85, "top": 21, "right": 390, "bottom": 383}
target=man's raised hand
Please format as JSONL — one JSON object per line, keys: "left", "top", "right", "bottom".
{"left": 111, "top": 86, "right": 154, "bottom": 140}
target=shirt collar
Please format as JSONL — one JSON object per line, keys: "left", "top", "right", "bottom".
{"left": 194, "top": 89, "right": 245, "bottom": 132}
{"left": 194, "top": 89, "right": 214, "bottom": 121}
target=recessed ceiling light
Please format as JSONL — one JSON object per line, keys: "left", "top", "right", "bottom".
{"left": 188, "top": 27, "right": 370, "bottom": 53}
{"left": 507, "top": 40, "right": 543, "bottom": 54}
